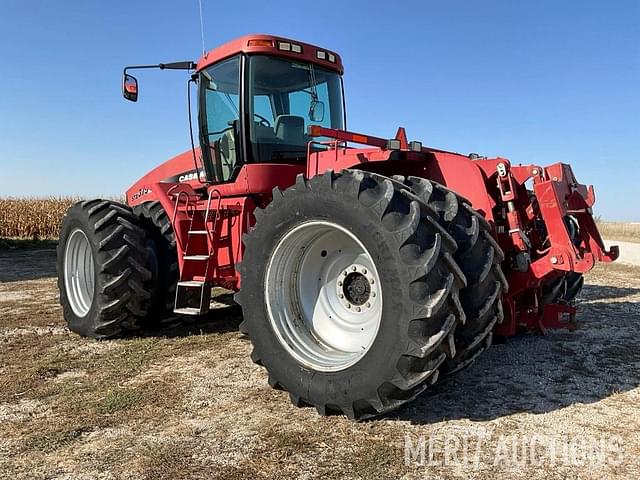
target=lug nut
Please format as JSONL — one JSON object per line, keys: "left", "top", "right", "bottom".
{"left": 347, "top": 304, "right": 351, "bottom": 309}
{"left": 362, "top": 268, "right": 367, "bottom": 274}
{"left": 338, "top": 281, "right": 342, "bottom": 286}
{"left": 550, "top": 256, "right": 558, "bottom": 264}
{"left": 366, "top": 302, "right": 371, "bottom": 308}
{"left": 352, "top": 266, "right": 357, "bottom": 271}
{"left": 356, "top": 307, "right": 361, "bottom": 312}
{"left": 339, "top": 294, "right": 344, "bottom": 299}
{"left": 370, "top": 279, "right": 375, "bottom": 284}
{"left": 371, "top": 292, "right": 376, "bottom": 297}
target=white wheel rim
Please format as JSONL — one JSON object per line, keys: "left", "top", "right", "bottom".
{"left": 265, "top": 221, "right": 382, "bottom": 372}
{"left": 64, "top": 228, "right": 95, "bottom": 317}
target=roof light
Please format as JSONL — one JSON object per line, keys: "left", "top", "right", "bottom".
{"left": 351, "top": 134, "right": 369, "bottom": 144}
{"left": 409, "top": 141, "right": 422, "bottom": 151}
{"left": 248, "top": 39, "right": 273, "bottom": 47}
{"left": 327, "top": 53, "right": 336, "bottom": 63}
{"left": 291, "top": 43, "right": 302, "bottom": 53}
{"left": 386, "top": 139, "right": 401, "bottom": 150}
{"left": 278, "top": 41, "right": 291, "bottom": 51}
{"left": 316, "top": 50, "right": 326, "bottom": 60}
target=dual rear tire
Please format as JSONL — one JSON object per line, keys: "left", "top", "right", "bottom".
{"left": 395, "top": 176, "right": 508, "bottom": 375}
{"left": 236, "top": 170, "right": 501, "bottom": 419}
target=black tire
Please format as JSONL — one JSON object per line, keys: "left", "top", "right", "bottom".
{"left": 133, "top": 201, "right": 179, "bottom": 326}
{"left": 541, "top": 272, "right": 584, "bottom": 305}
{"left": 563, "top": 272, "right": 584, "bottom": 302}
{"left": 57, "top": 199, "right": 152, "bottom": 339}
{"left": 235, "top": 170, "right": 466, "bottom": 420}
{"left": 395, "top": 176, "right": 508, "bottom": 375}
{"left": 538, "top": 210, "right": 584, "bottom": 305}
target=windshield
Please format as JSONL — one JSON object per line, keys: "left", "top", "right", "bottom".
{"left": 247, "top": 55, "right": 345, "bottom": 163}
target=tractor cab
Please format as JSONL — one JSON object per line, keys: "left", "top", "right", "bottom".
{"left": 123, "top": 35, "right": 346, "bottom": 185}
{"left": 199, "top": 51, "right": 345, "bottom": 184}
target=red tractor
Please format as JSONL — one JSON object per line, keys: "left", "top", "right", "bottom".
{"left": 57, "top": 34, "right": 618, "bottom": 420}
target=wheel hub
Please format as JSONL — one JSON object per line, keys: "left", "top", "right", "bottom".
{"left": 64, "top": 228, "right": 95, "bottom": 318}
{"left": 344, "top": 272, "right": 370, "bottom": 305}
{"left": 336, "top": 263, "right": 377, "bottom": 312}
{"left": 265, "top": 221, "right": 383, "bottom": 372}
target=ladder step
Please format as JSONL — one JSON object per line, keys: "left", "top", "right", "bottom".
{"left": 173, "top": 307, "right": 203, "bottom": 316}
{"left": 183, "top": 255, "right": 210, "bottom": 261}
{"left": 188, "top": 230, "right": 208, "bottom": 235}
{"left": 178, "top": 280, "right": 205, "bottom": 287}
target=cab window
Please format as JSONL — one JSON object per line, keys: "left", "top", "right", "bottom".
{"left": 199, "top": 55, "right": 241, "bottom": 182}
{"left": 247, "top": 55, "right": 345, "bottom": 164}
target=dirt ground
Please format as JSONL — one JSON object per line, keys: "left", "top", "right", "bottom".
{"left": 0, "top": 249, "right": 639, "bottom": 480}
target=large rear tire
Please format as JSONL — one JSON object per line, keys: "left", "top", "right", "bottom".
{"left": 57, "top": 200, "right": 152, "bottom": 339}
{"left": 236, "top": 171, "right": 466, "bottom": 420}
{"left": 396, "top": 177, "right": 508, "bottom": 375}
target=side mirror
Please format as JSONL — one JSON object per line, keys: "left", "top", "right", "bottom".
{"left": 309, "top": 100, "right": 325, "bottom": 123}
{"left": 122, "top": 73, "right": 138, "bottom": 102}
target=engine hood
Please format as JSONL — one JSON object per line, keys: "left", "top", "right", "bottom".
{"left": 125, "top": 148, "right": 205, "bottom": 205}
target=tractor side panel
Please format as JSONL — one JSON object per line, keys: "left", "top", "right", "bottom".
{"left": 310, "top": 147, "right": 497, "bottom": 223}
{"left": 424, "top": 152, "right": 497, "bottom": 223}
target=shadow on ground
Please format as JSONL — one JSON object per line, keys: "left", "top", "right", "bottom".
{"left": 0, "top": 238, "right": 58, "bottom": 252}
{"left": 140, "top": 293, "right": 243, "bottom": 338}
{"left": 580, "top": 283, "right": 640, "bottom": 301}
{"left": 391, "top": 283, "right": 640, "bottom": 424}
{"left": 147, "top": 281, "right": 640, "bottom": 425}
{"left": 0, "top": 248, "right": 57, "bottom": 282}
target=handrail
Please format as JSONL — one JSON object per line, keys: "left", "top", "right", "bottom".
{"left": 204, "top": 188, "right": 222, "bottom": 255}
{"left": 171, "top": 190, "right": 190, "bottom": 252}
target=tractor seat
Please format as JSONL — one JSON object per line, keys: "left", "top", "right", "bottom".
{"left": 274, "top": 115, "right": 305, "bottom": 145}
{"left": 219, "top": 129, "right": 236, "bottom": 181}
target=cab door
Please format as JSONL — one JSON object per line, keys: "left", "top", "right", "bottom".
{"left": 198, "top": 55, "right": 242, "bottom": 183}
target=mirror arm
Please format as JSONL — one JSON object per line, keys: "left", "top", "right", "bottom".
{"left": 123, "top": 61, "right": 196, "bottom": 76}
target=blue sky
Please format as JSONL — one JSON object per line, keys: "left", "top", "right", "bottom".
{"left": 0, "top": 0, "right": 638, "bottom": 220}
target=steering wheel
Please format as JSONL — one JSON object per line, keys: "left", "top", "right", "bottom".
{"left": 254, "top": 113, "right": 271, "bottom": 128}
{"left": 206, "top": 126, "right": 233, "bottom": 137}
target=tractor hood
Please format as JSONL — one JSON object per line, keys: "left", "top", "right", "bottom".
{"left": 126, "top": 149, "right": 204, "bottom": 205}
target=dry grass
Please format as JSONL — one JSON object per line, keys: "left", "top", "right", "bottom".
{"left": 597, "top": 222, "right": 640, "bottom": 243}
{"left": 0, "top": 197, "right": 77, "bottom": 239}
{"left": 1, "top": 251, "right": 640, "bottom": 479}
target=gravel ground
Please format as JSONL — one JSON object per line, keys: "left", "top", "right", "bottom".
{"left": 0, "top": 248, "right": 638, "bottom": 479}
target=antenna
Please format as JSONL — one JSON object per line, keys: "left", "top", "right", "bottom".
{"left": 198, "top": 0, "right": 206, "bottom": 55}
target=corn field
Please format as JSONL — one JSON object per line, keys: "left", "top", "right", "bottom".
{"left": 0, "top": 197, "right": 78, "bottom": 239}
{"left": 1, "top": 197, "right": 638, "bottom": 243}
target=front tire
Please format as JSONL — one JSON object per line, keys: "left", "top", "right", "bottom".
{"left": 57, "top": 200, "right": 152, "bottom": 339}
{"left": 236, "top": 171, "right": 466, "bottom": 419}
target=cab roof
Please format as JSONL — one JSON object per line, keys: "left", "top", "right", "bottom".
{"left": 195, "top": 34, "right": 344, "bottom": 74}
